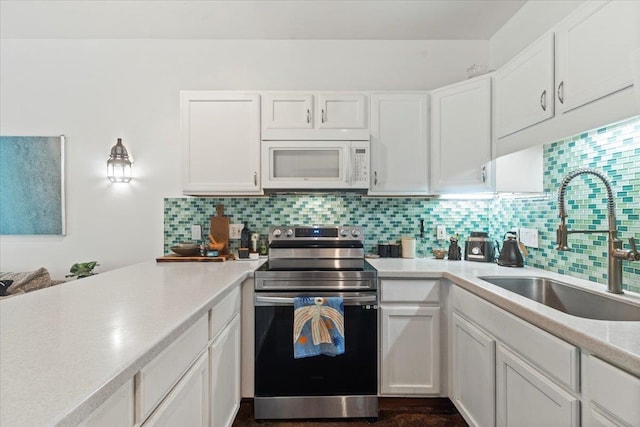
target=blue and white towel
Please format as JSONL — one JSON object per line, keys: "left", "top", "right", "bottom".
{"left": 293, "top": 296, "right": 345, "bottom": 359}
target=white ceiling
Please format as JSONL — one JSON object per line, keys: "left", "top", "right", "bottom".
{"left": 0, "top": 0, "right": 526, "bottom": 40}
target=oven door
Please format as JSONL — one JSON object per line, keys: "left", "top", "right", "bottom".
{"left": 254, "top": 291, "right": 378, "bottom": 397}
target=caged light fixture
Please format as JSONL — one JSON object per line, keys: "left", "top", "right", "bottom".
{"left": 107, "top": 138, "right": 132, "bottom": 183}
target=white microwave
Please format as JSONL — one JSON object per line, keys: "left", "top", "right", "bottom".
{"left": 261, "top": 140, "right": 370, "bottom": 190}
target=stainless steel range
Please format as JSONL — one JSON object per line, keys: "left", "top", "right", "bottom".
{"left": 253, "top": 225, "right": 378, "bottom": 421}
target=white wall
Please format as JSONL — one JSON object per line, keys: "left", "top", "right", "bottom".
{"left": 489, "top": 0, "right": 583, "bottom": 69}
{"left": 0, "top": 39, "right": 487, "bottom": 278}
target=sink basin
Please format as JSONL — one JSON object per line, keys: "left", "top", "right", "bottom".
{"left": 478, "top": 276, "right": 640, "bottom": 321}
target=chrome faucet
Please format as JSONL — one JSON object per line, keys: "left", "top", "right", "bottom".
{"left": 556, "top": 168, "right": 640, "bottom": 294}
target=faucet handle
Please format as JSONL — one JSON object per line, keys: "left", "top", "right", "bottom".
{"left": 629, "top": 237, "right": 640, "bottom": 261}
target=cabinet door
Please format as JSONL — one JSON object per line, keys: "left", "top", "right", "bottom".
{"left": 380, "top": 305, "right": 440, "bottom": 395}
{"left": 556, "top": 1, "right": 640, "bottom": 114}
{"left": 180, "top": 92, "right": 261, "bottom": 195}
{"left": 210, "top": 314, "right": 241, "bottom": 427}
{"left": 262, "top": 94, "right": 313, "bottom": 130}
{"left": 431, "top": 76, "right": 492, "bottom": 193}
{"left": 369, "top": 93, "right": 429, "bottom": 195}
{"left": 496, "top": 344, "right": 579, "bottom": 427}
{"left": 451, "top": 313, "right": 495, "bottom": 427}
{"left": 317, "top": 94, "right": 367, "bottom": 129}
{"left": 494, "top": 32, "right": 555, "bottom": 139}
{"left": 143, "top": 352, "right": 209, "bottom": 427}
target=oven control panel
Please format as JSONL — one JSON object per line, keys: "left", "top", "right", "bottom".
{"left": 269, "top": 225, "right": 364, "bottom": 242}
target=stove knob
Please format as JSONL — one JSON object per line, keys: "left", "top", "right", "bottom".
{"left": 340, "top": 228, "right": 349, "bottom": 237}
{"left": 351, "top": 228, "right": 361, "bottom": 238}
{"left": 272, "top": 229, "right": 282, "bottom": 238}
{"left": 285, "top": 228, "right": 294, "bottom": 237}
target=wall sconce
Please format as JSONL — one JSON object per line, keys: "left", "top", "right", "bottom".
{"left": 107, "top": 138, "right": 132, "bottom": 183}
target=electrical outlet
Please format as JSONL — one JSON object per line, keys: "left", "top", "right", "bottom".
{"left": 229, "top": 224, "right": 243, "bottom": 240}
{"left": 436, "top": 225, "right": 447, "bottom": 240}
{"left": 191, "top": 225, "right": 202, "bottom": 241}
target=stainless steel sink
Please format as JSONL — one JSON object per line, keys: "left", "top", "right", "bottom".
{"left": 478, "top": 276, "right": 640, "bottom": 321}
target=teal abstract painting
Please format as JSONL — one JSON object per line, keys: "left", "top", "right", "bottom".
{"left": 0, "top": 136, "right": 65, "bottom": 235}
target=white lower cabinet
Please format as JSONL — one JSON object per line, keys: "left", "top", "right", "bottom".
{"left": 79, "top": 379, "right": 134, "bottom": 427}
{"left": 210, "top": 314, "right": 241, "bottom": 427}
{"left": 496, "top": 344, "right": 579, "bottom": 427}
{"left": 143, "top": 352, "right": 209, "bottom": 427}
{"left": 451, "top": 312, "right": 495, "bottom": 427}
{"left": 451, "top": 285, "right": 580, "bottom": 427}
{"left": 379, "top": 279, "right": 441, "bottom": 395}
{"left": 582, "top": 353, "right": 640, "bottom": 427}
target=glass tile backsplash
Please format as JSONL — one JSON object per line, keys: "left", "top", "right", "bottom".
{"left": 165, "top": 116, "right": 640, "bottom": 293}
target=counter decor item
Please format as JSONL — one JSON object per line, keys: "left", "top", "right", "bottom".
{"left": 447, "top": 236, "right": 462, "bottom": 261}
{"left": 389, "top": 243, "right": 400, "bottom": 258}
{"left": 65, "top": 261, "right": 100, "bottom": 279}
{"left": 170, "top": 242, "right": 200, "bottom": 256}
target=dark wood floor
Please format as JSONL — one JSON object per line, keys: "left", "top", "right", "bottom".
{"left": 232, "top": 398, "right": 468, "bottom": 426}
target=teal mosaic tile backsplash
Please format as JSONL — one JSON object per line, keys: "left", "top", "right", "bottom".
{"left": 164, "top": 116, "right": 640, "bottom": 293}
{"left": 491, "top": 116, "right": 640, "bottom": 293}
{"left": 164, "top": 195, "right": 491, "bottom": 258}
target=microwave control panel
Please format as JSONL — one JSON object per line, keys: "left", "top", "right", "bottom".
{"left": 351, "top": 144, "right": 369, "bottom": 185}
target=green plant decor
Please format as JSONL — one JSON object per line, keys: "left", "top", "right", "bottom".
{"left": 66, "top": 261, "right": 100, "bottom": 279}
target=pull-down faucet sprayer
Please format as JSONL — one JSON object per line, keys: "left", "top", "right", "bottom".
{"left": 556, "top": 168, "right": 640, "bottom": 294}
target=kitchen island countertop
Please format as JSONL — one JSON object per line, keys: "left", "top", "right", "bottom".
{"left": 0, "top": 259, "right": 264, "bottom": 427}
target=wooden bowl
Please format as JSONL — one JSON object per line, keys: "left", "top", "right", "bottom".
{"left": 432, "top": 249, "right": 447, "bottom": 260}
{"left": 171, "top": 246, "right": 200, "bottom": 256}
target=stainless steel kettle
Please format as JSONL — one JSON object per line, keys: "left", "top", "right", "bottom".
{"left": 497, "top": 232, "right": 524, "bottom": 267}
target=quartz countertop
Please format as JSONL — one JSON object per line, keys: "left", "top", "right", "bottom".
{"left": 0, "top": 259, "right": 264, "bottom": 427}
{"left": 2, "top": 257, "right": 640, "bottom": 427}
{"left": 368, "top": 258, "right": 640, "bottom": 378}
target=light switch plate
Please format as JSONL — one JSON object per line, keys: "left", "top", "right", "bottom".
{"left": 519, "top": 227, "right": 539, "bottom": 248}
{"left": 229, "top": 224, "right": 243, "bottom": 240}
{"left": 436, "top": 225, "right": 447, "bottom": 240}
{"left": 191, "top": 225, "right": 202, "bottom": 241}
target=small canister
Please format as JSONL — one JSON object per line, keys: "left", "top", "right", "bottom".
{"left": 378, "top": 243, "right": 390, "bottom": 258}
{"left": 401, "top": 237, "right": 416, "bottom": 258}
{"left": 389, "top": 243, "right": 400, "bottom": 258}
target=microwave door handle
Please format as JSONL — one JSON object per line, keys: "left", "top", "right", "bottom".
{"left": 346, "top": 146, "right": 352, "bottom": 185}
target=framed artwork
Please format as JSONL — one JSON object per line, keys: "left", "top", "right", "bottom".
{"left": 0, "top": 135, "right": 66, "bottom": 235}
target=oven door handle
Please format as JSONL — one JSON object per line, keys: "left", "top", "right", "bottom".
{"left": 255, "top": 295, "right": 377, "bottom": 306}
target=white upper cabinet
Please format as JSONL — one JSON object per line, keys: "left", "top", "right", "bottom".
{"left": 317, "top": 94, "right": 367, "bottom": 129}
{"left": 494, "top": 32, "right": 555, "bottom": 139}
{"left": 180, "top": 92, "right": 262, "bottom": 195}
{"left": 555, "top": 1, "right": 640, "bottom": 114}
{"left": 369, "top": 93, "right": 430, "bottom": 195}
{"left": 431, "top": 75, "right": 492, "bottom": 194}
{"left": 261, "top": 92, "right": 368, "bottom": 140}
{"left": 262, "top": 94, "right": 313, "bottom": 130}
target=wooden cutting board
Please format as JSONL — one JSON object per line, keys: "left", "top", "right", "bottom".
{"left": 210, "top": 204, "right": 230, "bottom": 254}
{"left": 156, "top": 254, "right": 234, "bottom": 262}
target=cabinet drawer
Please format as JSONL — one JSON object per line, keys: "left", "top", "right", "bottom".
{"left": 210, "top": 286, "right": 241, "bottom": 341}
{"left": 452, "top": 286, "right": 579, "bottom": 391}
{"left": 135, "top": 314, "right": 208, "bottom": 423}
{"left": 380, "top": 280, "right": 439, "bottom": 303}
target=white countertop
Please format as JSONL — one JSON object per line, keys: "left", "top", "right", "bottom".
{"left": 368, "top": 258, "right": 640, "bottom": 378}
{"left": 0, "top": 259, "right": 263, "bottom": 427}
{"left": 2, "top": 257, "right": 639, "bottom": 426}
